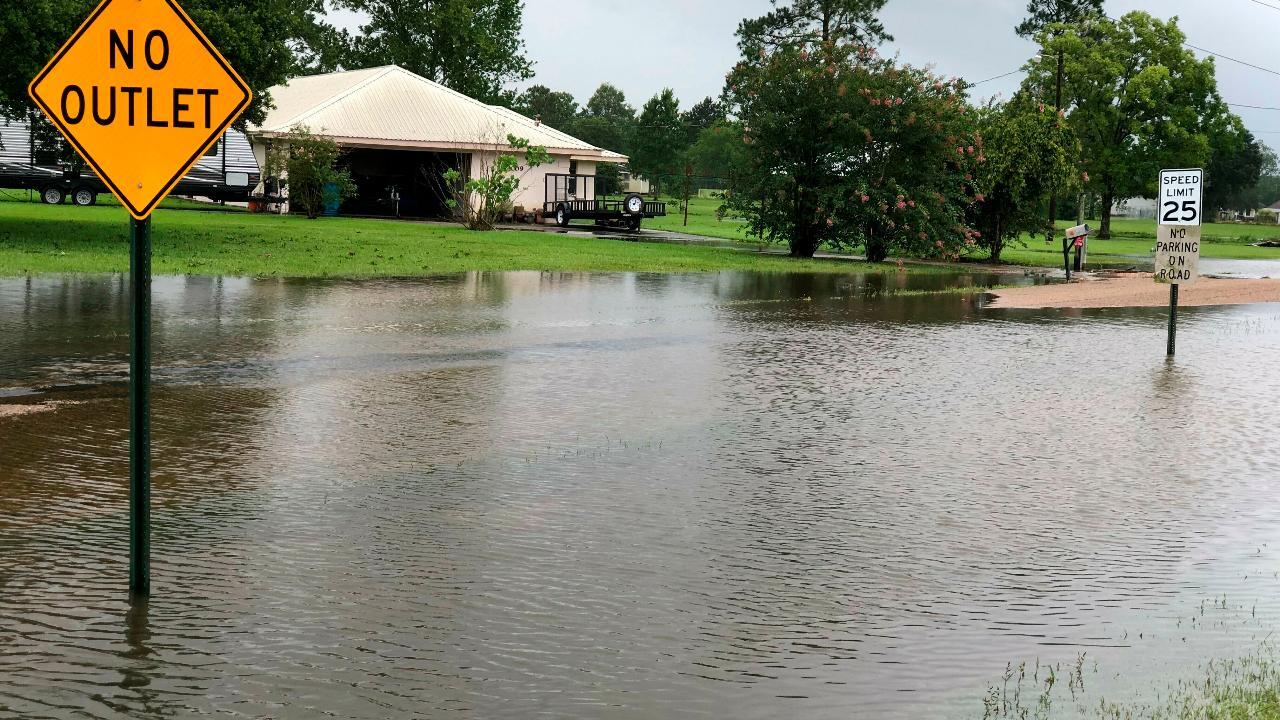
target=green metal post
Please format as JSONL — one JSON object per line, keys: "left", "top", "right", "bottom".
{"left": 129, "top": 216, "right": 152, "bottom": 596}
{"left": 1167, "top": 283, "right": 1179, "bottom": 357}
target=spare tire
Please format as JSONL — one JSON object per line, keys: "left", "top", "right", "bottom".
{"left": 623, "top": 193, "right": 645, "bottom": 217}
{"left": 555, "top": 203, "right": 572, "bottom": 228}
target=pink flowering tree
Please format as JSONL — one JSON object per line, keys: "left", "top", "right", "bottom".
{"left": 967, "top": 96, "right": 1080, "bottom": 263}
{"left": 724, "top": 39, "right": 983, "bottom": 260}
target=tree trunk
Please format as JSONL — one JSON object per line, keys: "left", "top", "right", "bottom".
{"left": 790, "top": 223, "right": 820, "bottom": 258}
{"left": 865, "top": 227, "right": 888, "bottom": 263}
{"left": 1099, "top": 187, "right": 1114, "bottom": 239}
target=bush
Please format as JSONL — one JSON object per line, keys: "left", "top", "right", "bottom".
{"left": 266, "top": 127, "right": 357, "bottom": 219}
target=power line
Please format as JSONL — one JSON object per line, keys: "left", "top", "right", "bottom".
{"left": 1184, "top": 43, "right": 1280, "bottom": 78}
{"left": 969, "top": 68, "right": 1025, "bottom": 86}
{"left": 1229, "top": 103, "right": 1280, "bottom": 111}
{"left": 1245, "top": 0, "right": 1280, "bottom": 13}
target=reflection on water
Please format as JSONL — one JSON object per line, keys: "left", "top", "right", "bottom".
{"left": 4, "top": 271, "right": 1280, "bottom": 719}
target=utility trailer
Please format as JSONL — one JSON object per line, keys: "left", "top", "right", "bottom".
{"left": 0, "top": 115, "right": 260, "bottom": 206}
{"left": 543, "top": 173, "right": 665, "bottom": 231}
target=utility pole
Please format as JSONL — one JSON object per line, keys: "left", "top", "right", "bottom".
{"left": 1047, "top": 48, "right": 1064, "bottom": 238}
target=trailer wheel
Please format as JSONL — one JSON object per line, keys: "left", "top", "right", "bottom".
{"left": 72, "top": 188, "right": 97, "bottom": 207}
{"left": 41, "top": 187, "right": 65, "bottom": 205}
{"left": 555, "top": 203, "right": 571, "bottom": 228}
{"left": 623, "top": 193, "right": 645, "bottom": 216}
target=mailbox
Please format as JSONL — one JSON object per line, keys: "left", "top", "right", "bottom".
{"left": 1062, "top": 224, "right": 1091, "bottom": 279}
{"left": 1065, "top": 224, "right": 1090, "bottom": 240}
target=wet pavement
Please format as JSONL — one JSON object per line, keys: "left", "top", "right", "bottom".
{"left": 3, "top": 270, "right": 1280, "bottom": 718}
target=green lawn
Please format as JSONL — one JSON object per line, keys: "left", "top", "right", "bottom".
{"left": 643, "top": 195, "right": 753, "bottom": 241}
{"left": 643, "top": 201, "right": 1280, "bottom": 267}
{"left": 987, "top": 218, "right": 1280, "bottom": 267}
{"left": 0, "top": 200, "right": 935, "bottom": 277}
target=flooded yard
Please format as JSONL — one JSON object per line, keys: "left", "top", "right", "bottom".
{"left": 4, "top": 270, "right": 1280, "bottom": 718}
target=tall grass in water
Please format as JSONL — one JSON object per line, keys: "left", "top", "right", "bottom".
{"left": 982, "top": 643, "right": 1280, "bottom": 719}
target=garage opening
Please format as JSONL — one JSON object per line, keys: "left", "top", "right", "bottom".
{"left": 339, "top": 148, "right": 467, "bottom": 219}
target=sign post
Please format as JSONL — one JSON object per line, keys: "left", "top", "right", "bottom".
{"left": 129, "top": 217, "right": 151, "bottom": 594}
{"left": 1155, "top": 168, "right": 1203, "bottom": 357}
{"left": 27, "top": 0, "right": 251, "bottom": 595}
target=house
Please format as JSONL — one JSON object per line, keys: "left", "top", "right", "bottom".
{"left": 1255, "top": 200, "right": 1280, "bottom": 224}
{"left": 249, "top": 65, "right": 626, "bottom": 218}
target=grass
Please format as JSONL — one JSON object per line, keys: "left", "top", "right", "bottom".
{"left": 641, "top": 196, "right": 1280, "bottom": 266}
{"left": 0, "top": 199, "right": 939, "bottom": 277}
{"left": 643, "top": 195, "right": 754, "bottom": 241}
{"left": 986, "top": 218, "right": 1280, "bottom": 267}
{"left": 983, "top": 649, "right": 1280, "bottom": 719}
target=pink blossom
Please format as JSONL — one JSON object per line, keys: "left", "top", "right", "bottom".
{"left": 973, "top": 231, "right": 982, "bottom": 238}
{"left": 974, "top": 193, "right": 985, "bottom": 202}
{"left": 967, "top": 146, "right": 976, "bottom": 156}
{"left": 919, "top": 232, "right": 928, "bottom": 241}
{"left": 1082, "top": 172, "right": 1090, "bottom": 183}
{"left": 861, "top": 195, "right": 870, "bottom": 203}
{"left": 957, "top": 148, "right": 965, "bottom": 156}
{"left": 935, "top": 240, "right": 944, "bottom": 249}
{"left": 896, "top": 201, "right": 907, "bottom": 210}
{"left": 896, "top": 194, "right": 905, "bottom": 202}
{"left": 908, "top": 200, "right": 916, "bottom": 208}
{"left": 826, "top": 218, "right": 835, "bottom": 227}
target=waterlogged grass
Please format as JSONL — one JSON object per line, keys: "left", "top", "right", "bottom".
{"left": 881, "top": 283, "right": 1019, "bottom": 297}
{"left": 0, "top": 200, "right": 943, "bottom": 277}
{"left": 983, "top": 640, "right": 1280, "bottom": 719}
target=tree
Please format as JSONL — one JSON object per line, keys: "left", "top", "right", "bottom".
{"left": 1026, "top": 12, "right": 1232, "bottom": 238}
{"left": 0, "top": 0, "right": 340, "bottom": 126}
{"left": 443, "top": 133, "right": 549, "bottom": 230}
{"left": 268, "top": 127, "right": 358, "bottom": 219}
{"left": 632, "top": 89, "right": 684, "bottom": 196}
{"left": 1205, "top": 127, "right": 1270, "bottom": 215}
{"left": 337, "top": 0, "right": 532, "bottom": 105}
{"left": 738, "top": 0, "right": 891, "bottom": 54}
{"left": 514, "top": 85, "right": 577, "bottom": 132}
{"left": 725, "top": 41, "right": 982, "bottom": 259}
{"left": 969, "top": 98, "right": 1080, "bottom": 262}
{"left": 681, "top": 97, "right": 726, "bottom": 145}
{"left": 570, "top": 84, "right": 636, "bottom": 156}
{"left": 1014, "top": 0, "right": 1104, "bottom": 37}
{"left": 687, "top": 121, "right": 746, "bottom": 181}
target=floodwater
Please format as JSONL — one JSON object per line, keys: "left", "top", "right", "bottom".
{"left": 4, "top": 270, "right": 1280, "bottom": 719}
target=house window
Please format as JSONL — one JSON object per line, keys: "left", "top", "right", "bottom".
{"left": 568, "top": 160, "right": 578, "bottom": 195}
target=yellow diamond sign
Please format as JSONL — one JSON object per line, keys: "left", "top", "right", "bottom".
{"left": 28, "top": 0, "right": 251, "bottom": 220}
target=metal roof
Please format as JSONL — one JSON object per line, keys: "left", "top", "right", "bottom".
{"left": 252, "top": 66, "right": 627, "bottom": 162}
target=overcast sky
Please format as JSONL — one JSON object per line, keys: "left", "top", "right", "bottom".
{"left": 330, "top": 0, "right": 1280, "bottom": 149}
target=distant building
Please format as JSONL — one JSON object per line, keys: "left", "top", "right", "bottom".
{"left": 620, "top": 169, "right": 650, "bottom": 195}
{"left": 1111, "top": 197, "right": 1157, "bottom": 220}
{"left": 248, "top": 65, "right": 626, "bottom": 218}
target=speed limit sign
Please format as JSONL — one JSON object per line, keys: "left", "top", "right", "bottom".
{"left": 1159, "top": 169, "right": 1203, "bottom": 227}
